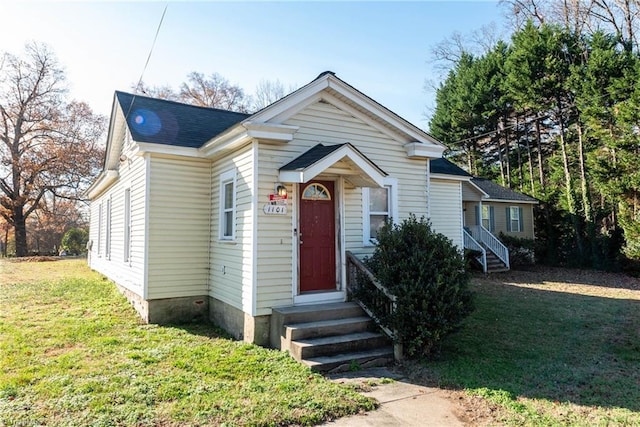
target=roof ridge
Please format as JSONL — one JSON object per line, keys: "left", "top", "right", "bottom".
{"left": 114, "top": 90, "right": 251, "bottom": 117}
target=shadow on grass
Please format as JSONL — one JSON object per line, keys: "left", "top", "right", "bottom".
{"left": 161, "top": 321, "right": 234, "bottom": 341}
{"left": 418, "top": 273, "right": 640, "bottom": 413}
{"left": 493, "top": 265, "right": 640, "bottom": 291}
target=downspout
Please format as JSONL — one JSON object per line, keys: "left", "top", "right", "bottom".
{"left": 426, "top": 159, "right": 431, "bottom": 220}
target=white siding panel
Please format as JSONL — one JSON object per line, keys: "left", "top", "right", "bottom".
{"left": 88, "top": 153, "right": 147, "bottom": 297}
{"left": 429, "top": 178, "right": 463, "bottom": 249}
{"left": 210, "top": 144, "right": 255, "bottom": 313}
{"left": 462, "top": 182, "right": 483, "bottom": 201}
{"left": 256, "top": 145, "right": 295, "bottom": 314}
{"left": 146, "top": 156, "right": 211, "bottom": 299}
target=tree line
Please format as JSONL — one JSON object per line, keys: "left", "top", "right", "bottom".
{"left": 429, "top": 0, "right": 640, "bottom": 269}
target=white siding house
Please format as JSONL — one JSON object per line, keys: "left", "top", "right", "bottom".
{"left": 87, "top": 72, "right": 459, "bottom": 345}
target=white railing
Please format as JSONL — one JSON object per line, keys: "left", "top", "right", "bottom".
{"left": 468, "top": 225, "right": 510, "bottom": 269}
{"left": 463, "top": 229, "right": 487, "bottom": 273}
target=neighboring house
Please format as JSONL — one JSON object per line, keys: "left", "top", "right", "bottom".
{"left": 466, "top": 178, "right": 537, "bottom": 239}
{"left": 86, "top": 71, "right": 450, "bottom": 367}
{"left": 429, "top": 158, "right": 539, "bottom": 272}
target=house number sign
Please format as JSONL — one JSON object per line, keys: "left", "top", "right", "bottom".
{"left": 263, "top": 204, "right": 287, "bottom": 215}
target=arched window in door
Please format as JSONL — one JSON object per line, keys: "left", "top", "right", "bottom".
{"left": 301, "top": 183, "right": 331, "bottom": 200}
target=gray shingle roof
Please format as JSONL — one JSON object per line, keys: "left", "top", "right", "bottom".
{"left": 279, "top": 144, "right": 347, "bottom": 171}
{"left": 430, "top": 158, "right": 472, "bottom": 177}
{"left": 471, "top": 178, "right": 538, "bottom": 203}
{"left": 115, "top": 91, "right": 250, "bottom": 148}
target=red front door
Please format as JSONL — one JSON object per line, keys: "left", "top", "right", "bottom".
{"left": 299, "top": 180, "right": 336, "bottom": 293}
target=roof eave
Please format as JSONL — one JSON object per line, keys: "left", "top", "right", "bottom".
{"left": 86, "top": 170, "right": 119, "bottom": 200}
{"left": 430, "top": 173, "right": 474, "bottom": 182}
{"left": 484, "top": 198, "right": 539, "bottom": 204}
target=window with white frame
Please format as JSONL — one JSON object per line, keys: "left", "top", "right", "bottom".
{"left": 219, "top": 169, "right": 236, "bottom": 240}
{"left": 105, "top": 198, "right": 112, "bottom": 259}
{"left": 507, "top": 206, "right": 523, "bottom": 232}
{"left": 124, "top": 188, "right": 131, "bottom": 262}
{"left": 363, "top": 178, "right": 397, "bottom": 244}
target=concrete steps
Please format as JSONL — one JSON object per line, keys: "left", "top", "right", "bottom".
{"left": 271, "top": 302, "right": 393, "bottom": 373}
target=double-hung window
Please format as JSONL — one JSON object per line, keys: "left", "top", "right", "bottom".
{"left": 479, "top": 205, "right": 495, "bottom": 232}
{"left": 97, "top": 202, "right": 103, "bottom": 256}
{"left": 105, "top": 198, "right": 112, "bottom": 259}
{"left": 507, "top": 206, "right": 524, "bottom": 232}
{"left": 363, "top": 178, "right": 397, "bottom": 244}
{"left": 219, "top": 170, "right": 236, "bottom": 240}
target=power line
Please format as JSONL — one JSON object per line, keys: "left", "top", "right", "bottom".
{"left": 124, "top": 3, "right": 169, "bottom": 121}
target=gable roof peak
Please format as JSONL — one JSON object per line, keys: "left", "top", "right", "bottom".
{"left": 315, "top": 71, "right": 336, "bottom": 80}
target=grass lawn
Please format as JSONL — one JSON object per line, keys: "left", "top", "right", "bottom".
{"left": 0, "top": 258, "right": 375, "bottom": 426}
{"left": 425, "top": 266, "right": 640, "bottom": 425}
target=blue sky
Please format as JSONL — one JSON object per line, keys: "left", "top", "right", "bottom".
{"left": 0, "top": 1, "right": 506, "bottom": 130}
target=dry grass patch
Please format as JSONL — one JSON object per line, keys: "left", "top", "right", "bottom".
{"left": 0, "top": 257, "right": 91, "bottom": 285}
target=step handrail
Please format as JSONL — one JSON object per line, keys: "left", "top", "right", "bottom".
{"left": 345, "top": 251, "right": 402, "bottom": 360}
{"left": 468, "top": 225, "right": 510, "bottom": 270}
{"left": 463, "top": 229, "right": 487, "bottom": 273}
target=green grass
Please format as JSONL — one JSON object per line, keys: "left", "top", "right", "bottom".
{"left": 0, "top": 259, "right": 376, "bottom": 426}
{"left": 427, "top": 267, "right": 640, "bottom": 425}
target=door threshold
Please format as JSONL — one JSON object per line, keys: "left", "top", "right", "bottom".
{"left": 294, "top": 291, "right": 345, "bottom": 305}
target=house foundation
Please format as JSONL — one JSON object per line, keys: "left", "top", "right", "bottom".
{"left": 208, "top": 297, "right": 271, "bottom": 346}
{"left": 115, "top": 283, "right": 209, "bottom": 324}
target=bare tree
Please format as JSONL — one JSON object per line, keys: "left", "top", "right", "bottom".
{"left": 252, "top": 79, "right": 296, "bottom": 111}
{"left": 471, "top": 23, "right": 505, "bottom": 53}
{"left": 501, "top": 0, "right": 550, "bottom": 30}
{"left": 501, "top": 0, "right": 640, "bottom": 49}
{"left": 178, "top": 72, "right": 251, "bottom": 112}
{"left": 0, "top": 43, "right": 105, "bottom": 257}
{"left": 430, "top": 31, "right": 469, "bottom": 71}
{"left": 132, "top": 81, "right": 179, "bottom": 101}
{"left": 590, "top": 0, "right": 640, "bottom": 49}
{"left": 430, "top": 23, "right": 505, "bottom": 75}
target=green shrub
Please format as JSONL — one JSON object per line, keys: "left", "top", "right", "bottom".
{"left": 60, "top": 228, "right": 88, "bottom": 255}
{"left": 498, "top": 233, "right": 535, "bottom": 267}
{"left": 464, "top": 248, "right": 484, "bottom": 270}
{"left": 362, "top": 215, "right": 473, "bottom": 358}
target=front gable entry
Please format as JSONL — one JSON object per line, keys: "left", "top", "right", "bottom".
{"left": 279, "top": 143, "right": 387, "bottom": 188}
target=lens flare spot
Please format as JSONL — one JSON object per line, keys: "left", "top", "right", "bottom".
{"left": 130, "top": 109, "right": 161, "bottom": 136}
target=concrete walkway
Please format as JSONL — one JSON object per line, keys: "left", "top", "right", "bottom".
{"left": 324, "top": 367, "right": 464, "bottom": 427}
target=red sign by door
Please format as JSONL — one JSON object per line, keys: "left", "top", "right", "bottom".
{"left": 299, "top": 180, "right": 336, "bottom": 292}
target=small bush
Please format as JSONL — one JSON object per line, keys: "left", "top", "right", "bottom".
{"left": 61, "top": 228, "right": 88, "bottom": 255}
{"left": 362, "top": 215, "right": 473, "bottom": 358}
